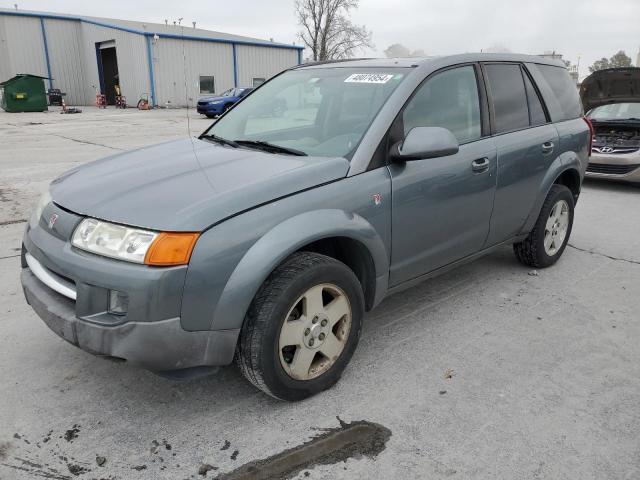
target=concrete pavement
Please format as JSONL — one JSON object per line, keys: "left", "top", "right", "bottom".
{"left": 1, "top": 108, "right": 639, "bottom": 480}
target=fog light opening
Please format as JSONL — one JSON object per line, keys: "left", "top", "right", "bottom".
{"left": 108, "top": 290, "right": 129, "bottom": 316}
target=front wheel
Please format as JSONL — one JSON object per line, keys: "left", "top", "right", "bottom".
{"left": 513, "top": 184, "right": 574, "bottom": 268}
{"left": 236, "top": 252, "right": 364, "bottom": 401}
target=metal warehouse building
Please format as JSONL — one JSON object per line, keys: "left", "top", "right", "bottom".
{"left": 0, "top": 9, "right": 303, "bottom": 107}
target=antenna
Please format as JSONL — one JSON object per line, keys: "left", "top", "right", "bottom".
{"left": 179, "top": 21, "right": 214, "bottom": 191}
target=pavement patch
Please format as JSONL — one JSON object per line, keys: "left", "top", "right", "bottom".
{"left": 213, "top": 418, "right": 391, "bottom": 480}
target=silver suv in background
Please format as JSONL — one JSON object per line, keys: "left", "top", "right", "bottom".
{"left": 582, "top": 67, "right": 640, "bottom": 184}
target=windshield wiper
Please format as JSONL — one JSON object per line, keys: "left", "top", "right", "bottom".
{"left": 200, "top": 133, "right": 239, "bottom": 148}
{"left": 234, "top": 140, "right": 307, "bottom": 156}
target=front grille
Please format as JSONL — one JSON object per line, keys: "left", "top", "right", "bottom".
{"left": 592, "top": 146, "right": 640, "bottom": 155}
{"left": 197, "top": 101, "right": 208, "bottom": 106}
{"left": 587, "top": 163, "right": 640, "bottom": 175}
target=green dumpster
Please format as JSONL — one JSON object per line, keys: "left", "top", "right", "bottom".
{"left": 0, "top": 74, "right": 49, "bottom": 112}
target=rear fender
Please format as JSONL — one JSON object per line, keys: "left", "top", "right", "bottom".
{"left": 520, "top": 152, "right": 582, "bottom": 235}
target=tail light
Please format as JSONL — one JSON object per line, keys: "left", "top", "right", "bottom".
{"left": 583, "top": 116, "right": 595, "bottom": 156}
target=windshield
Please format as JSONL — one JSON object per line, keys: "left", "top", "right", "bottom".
{"left": 589, "top": 103, "right": 640, "bottom": 120}
{"left": 204, "top": 67, "right": 409, "bottom": 158}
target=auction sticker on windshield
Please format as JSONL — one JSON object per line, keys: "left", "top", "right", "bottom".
{"left": 344, "top": 73, "right": 395, "bottom": 84}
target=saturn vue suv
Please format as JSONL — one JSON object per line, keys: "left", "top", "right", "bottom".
{"left": 21, "top": 54, "right": 590, "bottom": 401}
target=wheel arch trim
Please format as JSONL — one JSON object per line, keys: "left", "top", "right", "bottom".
{"left": 210, "top": 209, "right": 389, "bottom": 331}
{"left": 521, "top": 152, "right": 582, "bottom": 235}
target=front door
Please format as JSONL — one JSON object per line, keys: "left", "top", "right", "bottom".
{"left": 389, "top": 65, "right": 497, "bottom": 286}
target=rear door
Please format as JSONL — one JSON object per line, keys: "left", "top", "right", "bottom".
{"left": 483, "top": 62, "right": 559, "bottom": 245}
{"left": 388, "top": 64, "right": 497, "bottom": 285}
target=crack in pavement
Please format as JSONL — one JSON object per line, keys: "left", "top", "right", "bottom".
{"left": 0, "top": 219, "right": 27, "bottom": 226}
{"left": 568, "top": 243, "right": 640, "bottom": 266}
{"left": 49, "top": 134, "right": 123, "bottom": 151}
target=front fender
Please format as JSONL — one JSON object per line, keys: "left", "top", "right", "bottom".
{"left": 211, "top": 209, "right": 389, "bottom": 332}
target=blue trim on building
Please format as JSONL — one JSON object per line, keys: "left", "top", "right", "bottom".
{"left": 145, "top": 36, "right": 157, "bottom": 107}
{"left": 0, "top": 11, "right": 305, "bottom": 51}
{"left": 232, "top": 43, "right": 238, "bottom": 87}
{"left": 39, "top": 18, "right": 53, "bottom": 88}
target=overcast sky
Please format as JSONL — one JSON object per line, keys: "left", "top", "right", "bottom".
{"left": 5, "top": 0, "right": 639, "bottom": 79}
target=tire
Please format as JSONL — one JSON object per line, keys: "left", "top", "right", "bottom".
{"left": 205, "top": 114, "right": 216, "bottom": 119}
{"left": 513, "top": 184, "right": 574, "bottom": 268}
{"left": 236, "top": 252, "right": 364, "bottom": 401}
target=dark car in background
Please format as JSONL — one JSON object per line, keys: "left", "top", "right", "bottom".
{"left": 582, "top": 67, "right": 640, "bottom": 184}
{"left": 197, "top": 87, "right": 253, "bottom": 118}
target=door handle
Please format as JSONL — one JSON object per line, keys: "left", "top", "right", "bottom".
{"left": 471, "top": 157, "right": 490, "bottom": 173}
{"left": 542, "top": 141, "right": 555, "bottom": 154}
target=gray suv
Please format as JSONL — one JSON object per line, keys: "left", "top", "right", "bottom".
{"left": 21, "top": 54, "right": 590, "bottom": 401}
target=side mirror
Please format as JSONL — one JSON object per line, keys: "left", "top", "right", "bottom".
{"left": 390, "top": 126, "right": 459, "bottom": 161}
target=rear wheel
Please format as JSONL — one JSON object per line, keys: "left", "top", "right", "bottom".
{"left": 236, "top": 252, "right": 364, "bottom": 401}
{"left": 513, "top": 184, "right": 574, "bottom": 268}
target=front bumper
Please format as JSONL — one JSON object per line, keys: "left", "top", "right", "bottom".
{"left": 586, "top": 152, "right": 640, "bottom": 183}
{"left": 21, "top": 202, "right": 239, "bottom": 371}
{"left": 22, "top": 268, "right": 238, "bottom": 371}
{"left": 196, "top": 103, "right": 224, "bottom": 115}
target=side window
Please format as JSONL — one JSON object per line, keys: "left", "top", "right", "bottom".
{"left": 199, "top": 75, "right": 215, "bottom": 94}
{"left": 252, "top": 77, "right": 266, "bottom": 87}
{"left": 523, "top": 71, "right": 547, "bottom": 126}
{"left": 484, "top": 63, "right": 529, "bottom": 133}
{"left": 402, "top": 66, "right": 481, "bottom": 144}
{"left": 534, "top": 64, "right": 582, "bottom": 121}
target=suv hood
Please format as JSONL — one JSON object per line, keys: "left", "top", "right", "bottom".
{"left": 581, "top": 67, "right": 640, "bottom": 112}
{"left": 51, "top": 138, "right": 349, "bottom": 231}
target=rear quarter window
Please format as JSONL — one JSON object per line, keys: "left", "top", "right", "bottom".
{"left": 528, "top": 64, "right": 582, "bottom": 122}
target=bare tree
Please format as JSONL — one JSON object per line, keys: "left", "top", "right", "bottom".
{"left": 296, "top": 0, "right": 373, "bottom": 61}
{"left": 383, "top": 44, "right": 426, "bottom": 58}
{"left": 384, "top": 43, "right": 410, "bottom": 58}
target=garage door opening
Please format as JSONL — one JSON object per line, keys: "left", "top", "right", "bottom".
{"left": 96, "top": 41, "right": 120, "bottom": 105}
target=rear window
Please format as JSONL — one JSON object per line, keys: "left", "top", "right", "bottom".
{"left": 532, "top": 64, "right": 581, "bottom": 121}
{"left": 484, "top": 63, "right": 529, "bottom": 134}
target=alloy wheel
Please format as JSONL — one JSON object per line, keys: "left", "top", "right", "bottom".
{"left": 544, "top": 199, "right": 569, "bottom": 256}
{"left": 278, "top": 283, "right": 352, "bottom": 381}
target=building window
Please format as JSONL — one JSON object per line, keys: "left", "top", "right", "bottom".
{"left": 200, "top": 76, "right": 215, "bottom": 94}
{"left": 252, "top": 78, "right": 266, "bottom": 87}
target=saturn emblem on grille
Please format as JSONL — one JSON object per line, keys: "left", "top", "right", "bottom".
{"left": 48, "top": 213, "right": 58, "bottom": 229}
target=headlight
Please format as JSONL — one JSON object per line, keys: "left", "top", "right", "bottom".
{"left": 71, "top": 218, "right": 199, "bottom": 266}
{"left": 210, "top": 100, "right": 223, "bottom": 105}
{"left": 30, "top": 190, "right": 52, "bottom": 228}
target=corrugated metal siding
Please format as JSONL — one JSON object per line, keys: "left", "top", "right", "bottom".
{"left": 43, "top": 18, "right": 86, "bottom": 105}
{"left": 0, "top": 12, "right": 301, "bottom": 106}
{"left": 152, "top": 38, "right": 235, "bottom": 106}
{"left": 0, "top": 16, "right": 11, "bottom": 81}
{"left": 1, "top": 15, "right": 48, "bottom": 79}
{"left": 79, "top": 22, "right": 148, "bottom": 104}
{"left": 236, "top": 45, "right": 298, "bottom": 87}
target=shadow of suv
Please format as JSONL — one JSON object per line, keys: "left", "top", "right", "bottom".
{"left": 21, "top": 54, "right": 590, "bottom": 400}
